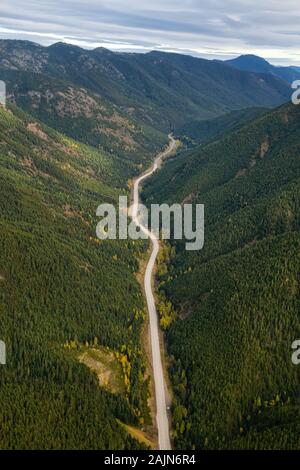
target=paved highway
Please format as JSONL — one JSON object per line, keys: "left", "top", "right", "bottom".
{"left": 131, "top": 136, "right": 176, "bottom": 450}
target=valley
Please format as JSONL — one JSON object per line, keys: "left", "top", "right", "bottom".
{"left": 0, "top": 37, "right": 299, "bottom": 451}
{"left": 131, "top": 135, "right": 178, "bottom": 450}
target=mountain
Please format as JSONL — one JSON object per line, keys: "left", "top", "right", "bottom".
{"left": 0, "top": 103, "right": 151, "bottom": 449}
{"left": 0, "top": 40, "right": 291, "bottom": 147}
{"left": 225, "top": 54, "right": 300, "bottom": 84}
{"left": 0, "top": 41, "right": 167, "bottom": 165}
{"left": 143, "top": 102, "right": 300, "bottom": 449}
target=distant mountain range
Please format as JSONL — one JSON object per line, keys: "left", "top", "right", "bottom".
{"left": 0, "top": 40, "right": 292, "bottom": 162}
{"left": 225, "top": 54, "right": 300, "bottom": 84}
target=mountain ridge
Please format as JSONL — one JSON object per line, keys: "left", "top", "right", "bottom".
{"left": 225, "top": 54, "right": 300, "bottom": 84}
{"left": 0, "top": 40, "right": 291, "bottom": 146}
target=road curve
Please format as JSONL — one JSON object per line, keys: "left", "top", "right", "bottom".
{"left": 131, "top": 135, "right": 177, "bottom": 450}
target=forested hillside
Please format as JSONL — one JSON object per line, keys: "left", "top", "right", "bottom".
{"left": 0, "top": 104, "right": 150, "bottom": 449}
{"left": 143, "top": 102, "right": 300, "bottom": 449}
{"left": 175, "top": 107, "right": 268, "bottom": 145}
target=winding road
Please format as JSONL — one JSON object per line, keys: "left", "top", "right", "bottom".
{"left": 131, "top": 135, "right": 177, "bottom": 450}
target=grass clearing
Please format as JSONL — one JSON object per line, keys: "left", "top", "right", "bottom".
{"left": 79, "top": 347, "right": 125, "bottom": 395}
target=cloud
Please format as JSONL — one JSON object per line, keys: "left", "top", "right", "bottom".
{"left": 0, "top": 0, "right": 299, "bottom": 65}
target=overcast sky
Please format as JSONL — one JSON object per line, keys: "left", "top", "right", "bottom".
{"left": 0, "top": 0, "right": 300, "bottom": 65}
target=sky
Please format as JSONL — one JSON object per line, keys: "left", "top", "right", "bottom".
{"left": 0, "top": 0, "right": 300, "bottom": 66}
